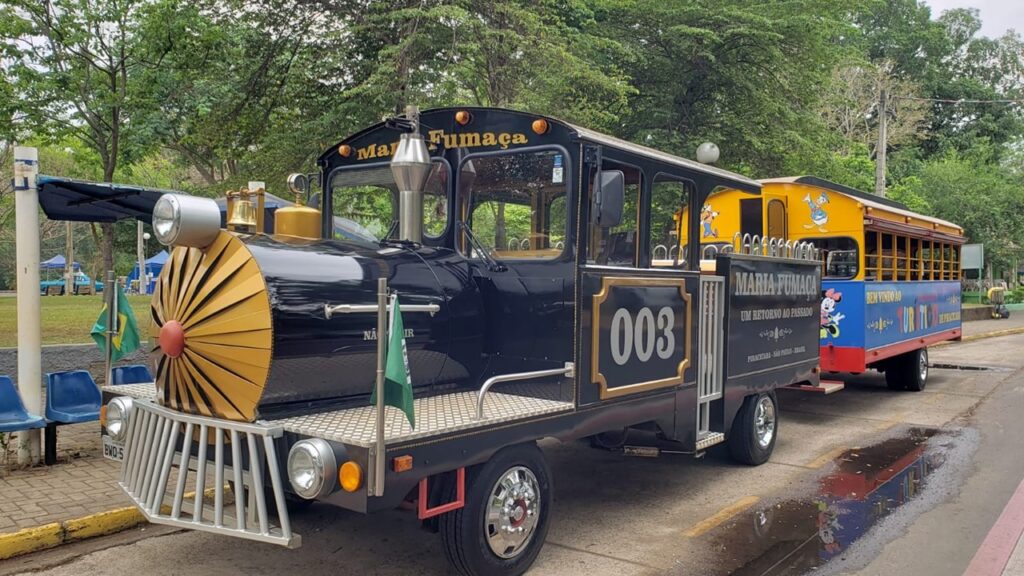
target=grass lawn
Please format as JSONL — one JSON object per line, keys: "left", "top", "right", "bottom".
{"left": 0, "top": 294, "right": 153, "bottom": 348}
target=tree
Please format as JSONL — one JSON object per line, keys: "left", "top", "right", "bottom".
{"left": 3, "top": 0, "right": 166, "bottom": 271}
{"left": 595, "top": 0, "right": 852, "bottom": 176}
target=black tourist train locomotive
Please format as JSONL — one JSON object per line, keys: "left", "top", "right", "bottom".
{"left": 95, "top": 106, "right": 822, "bottom": 576}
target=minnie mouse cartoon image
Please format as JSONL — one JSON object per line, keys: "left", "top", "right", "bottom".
{"left": 820, "top": 288, "right": 845, "bottom": 338}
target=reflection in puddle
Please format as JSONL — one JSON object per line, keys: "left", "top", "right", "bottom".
{"left": 711, "top": 428, "right": 944, "bottom": 576}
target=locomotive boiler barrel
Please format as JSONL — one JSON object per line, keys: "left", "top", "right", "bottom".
{"left": 148, "top": 231, "right": 483, "bottom": 422}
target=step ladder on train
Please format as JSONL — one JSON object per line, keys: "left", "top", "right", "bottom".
{"left": 696, "top": 276, "right": 726, "bottom": 450}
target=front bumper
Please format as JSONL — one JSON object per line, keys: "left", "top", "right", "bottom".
{"left": 118, "top": 399, "right": 300, "bottom": 548}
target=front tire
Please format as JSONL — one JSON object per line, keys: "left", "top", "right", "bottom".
{"left": 441, "top": 443, "right": 552, "bottom": 576}
{"left": 729, "top": 392, "right": 778, "bottom": 466}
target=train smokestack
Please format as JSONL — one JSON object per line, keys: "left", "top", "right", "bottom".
{"left": 391, "top": 105, "right": 432, "bottom": 243}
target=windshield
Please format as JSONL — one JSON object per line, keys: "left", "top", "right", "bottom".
{"left": 329, "top": 162, "right": 448, "bottom": 243}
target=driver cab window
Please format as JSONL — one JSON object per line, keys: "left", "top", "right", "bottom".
{"left": 330, "top": 162, "right": 447, "bottom": 243}
{"left": 589, "top": 161, "right": 641, "bottom": 266}
{"left": 460, "top": 150, "right": 568, "bottom": 260}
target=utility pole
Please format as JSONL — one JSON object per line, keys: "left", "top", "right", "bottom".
{"left": 136, "top": 220, "right": 147, "bottom": 295}
{"left": 874, "top": 86, "right": 888, "bottom": 198}
{"left": 14, "top": 146, "right": 42, "bottom": 465}
{"left": 65, "top": 222, "right": 73, "bottom": 297}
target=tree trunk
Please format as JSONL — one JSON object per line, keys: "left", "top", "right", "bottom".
{"left": 495, "top": 202, "right": 507, "bottom": 250}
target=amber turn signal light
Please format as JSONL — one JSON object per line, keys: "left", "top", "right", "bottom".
{"left": 455, "top": 110, "right": 472, "bottom": 125}
{"left": 99, "top": 405, "right": 108, "bottom": 426}
{"left": 393, "top": 455, "right": 413, "bottom": 472}
{"left": 340, "top": 461, "right": 363, "bottom": 492}
{"left": 338, "top": 144, "right": 352, "bottom": 158}
{"left": 531, "top": 119, "right": 549, "bottom": 135}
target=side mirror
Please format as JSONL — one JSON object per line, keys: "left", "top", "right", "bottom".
{"left": 594, "top": 170, "right": 625, "bottom": 228}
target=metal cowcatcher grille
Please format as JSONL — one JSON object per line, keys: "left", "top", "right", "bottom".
{"left": 118, "top": 400, "right": 300, "bottom": 547}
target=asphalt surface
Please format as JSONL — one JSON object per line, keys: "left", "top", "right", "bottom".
{"left": 7, "top": 334, "right": 1024, "bottom": 576}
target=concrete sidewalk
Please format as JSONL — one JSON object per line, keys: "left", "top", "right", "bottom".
{"left": 2, "top": 315, "right": 1024, "bottom": 563}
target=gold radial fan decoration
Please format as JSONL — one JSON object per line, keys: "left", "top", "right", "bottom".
{"left": 149, "top": 232, "right": 272, "bottom": 422}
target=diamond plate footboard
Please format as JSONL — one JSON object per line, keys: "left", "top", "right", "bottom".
{"left": 119, "top": 400, "right": 300, "bottom": 548}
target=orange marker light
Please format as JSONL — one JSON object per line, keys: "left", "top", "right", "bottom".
{"left": 455, "top": 110, "right": 472, "bottom": 125}
{"left": 531, "top": 119, "right": 549, "bottom": 135}
{"left": 99, "top": 405, "right": 108, "bottom": 427}
{"left": 393, "top": 455, "right": 413, "bottom": 473}
{"left": 338, "top": 144, "right": 352, "bottom": 158}
{"left": 340, "top": 461, "right": 363, "bottom": 492}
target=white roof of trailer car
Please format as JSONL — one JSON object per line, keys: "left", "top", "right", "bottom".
{"left": 569, "top": 124, "right": 761, "bottom": 191}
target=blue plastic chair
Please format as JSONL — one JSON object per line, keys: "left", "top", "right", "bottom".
{"left": 45, "top": 370, "right": 101, "bottom": 423}
{"left": 0, "top": 375, "right": 45, "bottom": 432}
{"left": 111, "top": 365, "right": 153, "bottom": 385}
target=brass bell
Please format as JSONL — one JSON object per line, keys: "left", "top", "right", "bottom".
{"left": 227, "top": 190, "right": 258, "bottom": 230}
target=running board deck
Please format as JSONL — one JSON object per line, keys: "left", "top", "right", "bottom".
{"left": 784, "top": 380, "right": 845, "bottom": 394}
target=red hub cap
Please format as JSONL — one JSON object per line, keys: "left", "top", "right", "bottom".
{"left": 510, "top": 499, "right": 528, "bottom": 528}
{"left": 159, "top": 320, "right": 185, "bottom": 358}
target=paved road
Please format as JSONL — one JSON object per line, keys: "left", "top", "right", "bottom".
{"left": 8, "top": 335, "right": 1024, "bottom": 576}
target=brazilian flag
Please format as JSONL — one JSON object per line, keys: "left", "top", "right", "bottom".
{"left": 371, "top": 294, "right": 415, "bottom": 429}
{"left": 91, "top": 283, "right": 140, "bottom": 362}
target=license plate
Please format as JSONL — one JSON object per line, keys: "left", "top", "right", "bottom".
{"left": 102, "top": 435, "right": 124, "bottom": 461}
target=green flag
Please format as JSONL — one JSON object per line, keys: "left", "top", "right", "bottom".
{"left": 371, "top": 294, "right": 415, "bottom": 429}
{"left": 91, "top": 283, "right": 140, "bottom": 362}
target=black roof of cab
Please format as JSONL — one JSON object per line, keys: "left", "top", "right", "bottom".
{"left": 319, "top": 107, "right": 761, "bottom": 196}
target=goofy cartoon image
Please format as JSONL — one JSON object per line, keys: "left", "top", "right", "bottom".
{"left": 700, "top": 204, "right": 719, "bottom": 238}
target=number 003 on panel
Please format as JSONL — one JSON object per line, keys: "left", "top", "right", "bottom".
{"left": 591, "top": 277, "right": 692, "bottom": 400}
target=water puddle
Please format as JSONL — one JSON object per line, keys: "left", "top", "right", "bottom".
{"left": 709, "top": 428, "right": 948, "bottom": 576}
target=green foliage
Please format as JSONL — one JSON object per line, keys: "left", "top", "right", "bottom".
{"left": 0, "top": 0, "right": 1021, "bottom": 286}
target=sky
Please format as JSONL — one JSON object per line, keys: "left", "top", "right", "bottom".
{"left": 923, "top": 0, "right": 1023, "bottom": 38}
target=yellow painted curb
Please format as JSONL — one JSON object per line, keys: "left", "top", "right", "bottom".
{"left": 0, "top": 486, "right": 226, "bottom": 560}
{"left": 63, "top": 507, "right": 146, "bottom": 543}
{"left": 960, "top": 326, "right": 1024, "bottom": 343}
{"left": 0, "top": 522, "right": 64, "bottom": 560}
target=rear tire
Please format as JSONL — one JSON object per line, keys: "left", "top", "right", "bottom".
{"left": 885, "top": 348, "right": 928, "bottom": 392}
{"left": 440, "top": 443, "right": 552, "bottom": 576}
{"left": 728, "top": 392, "right": 778, "bottom": 466}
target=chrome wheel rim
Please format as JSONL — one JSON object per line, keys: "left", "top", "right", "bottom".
{"left": 754, "top": 396, "right": 776, "bottom": 449}
{"left": 485, "top": 466, "right": 541, "bottom": 559}
{"left": 919, "top": 349, "right": 929, "bottom": 382}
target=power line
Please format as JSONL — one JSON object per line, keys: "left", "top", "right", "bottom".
{"left": 893, "top": 95, "right": 1024, "bottom": 104}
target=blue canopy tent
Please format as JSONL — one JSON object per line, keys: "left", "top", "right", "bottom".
{"left": 40, "top": 255, "right": 80, "bottom": 270}
{"left": 127, "top": 250, "right": 168, "bottom": 293}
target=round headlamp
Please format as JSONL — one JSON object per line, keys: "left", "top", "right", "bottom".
{"left": 287, "top": 439, "right": 338, "bottom": 500}
{"left": 105, "top": 396, "right": 133, "bottom": 441}
{"left": 152, "top": 194, "right": 221, "bottom": 248}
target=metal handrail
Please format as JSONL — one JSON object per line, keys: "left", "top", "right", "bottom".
{"left": 324, "top": 302, "right": 440, "bottom": 319}
{"left": 476, "top": 363, "right": 574, "bottom": 420}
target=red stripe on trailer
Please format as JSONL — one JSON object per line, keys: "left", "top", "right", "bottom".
{"left": 819, "top": 328, "right": 962, "bottom": 373}
{"left": 418, "top": 468, "right": 466, "bottom": 520}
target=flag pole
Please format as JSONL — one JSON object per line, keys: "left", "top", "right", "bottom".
{"left": 104, "top": 270, "right": 117, "bottom": 386}
{"left": 373, "top": 277, "right": 387, "bottom": 496}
